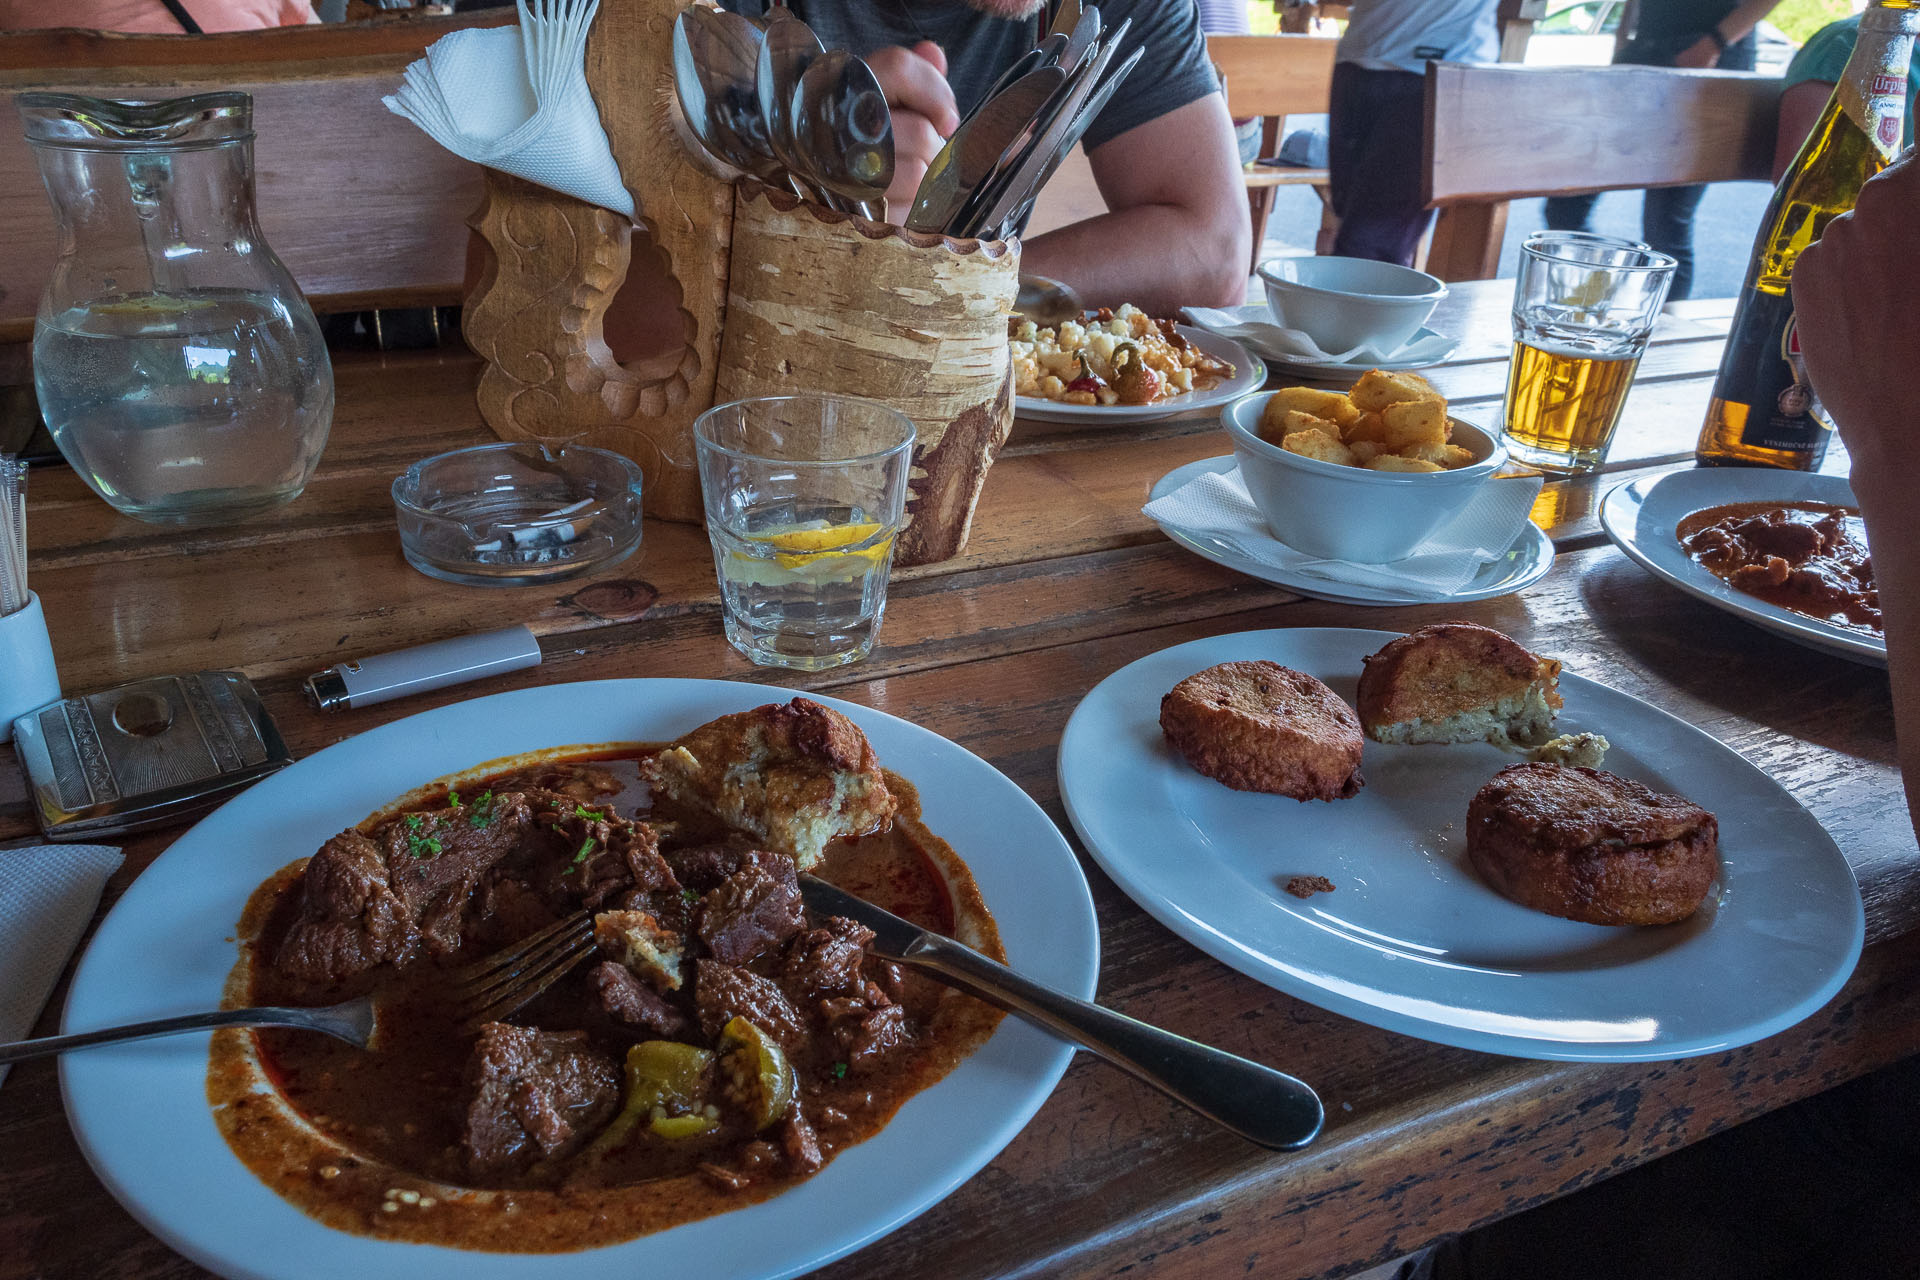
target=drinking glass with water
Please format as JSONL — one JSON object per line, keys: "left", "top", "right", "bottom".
{"left": 695, "top": 396, "right": 914, "bottom": 671}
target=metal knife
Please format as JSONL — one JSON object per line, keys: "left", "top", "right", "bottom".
{"left": 798, "top": 874, "right": 1325, "bottom": 1151}
{"left": 905, "top": 65, "right": 1067, "bottom": 234}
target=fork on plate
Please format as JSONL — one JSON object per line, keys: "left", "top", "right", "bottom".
{"left": 0, "top": 910, "right": 598, "bottom": 1066}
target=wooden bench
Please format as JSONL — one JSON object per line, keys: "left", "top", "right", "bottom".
{"left": 0, "top": 15, "right": 508, "bottom": 344}
{"left": 1421, "top": 60, "right": 1782, "bottom": 280}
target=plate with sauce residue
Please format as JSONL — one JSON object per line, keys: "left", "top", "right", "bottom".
{"left": 58, "top": 680, "right": 1098, "bottom": 1280}
{"left": 1601, "top": 468, "right": 1885, "bottom": 667}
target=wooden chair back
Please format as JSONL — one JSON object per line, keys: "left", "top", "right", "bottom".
{"left": 0, "top": 15, "right": 508, "bottom": 343}
{"left": 1206, "top": 33, "right": 1339, "bottom": 122}
{"left": 1421, "top": 60, "right": 1781, "bottom": 279}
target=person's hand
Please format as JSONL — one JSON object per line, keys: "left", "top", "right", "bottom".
{"left": 864, "top": 41, "right": 960, "bottom": 216}
{"left": 1673, "top": 35, "right": 1722, "bottom": 69}
{"left": 1793, "top": 152, "right": 1920, "bottom": 492}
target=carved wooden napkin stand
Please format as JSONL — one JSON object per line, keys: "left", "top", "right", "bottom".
{"left": 459, "top": 0, "right": 1017, "bottom": 565}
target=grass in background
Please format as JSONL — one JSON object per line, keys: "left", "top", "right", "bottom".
{"left": 1768, "top": 0, "right": 1864, "bottom": 46}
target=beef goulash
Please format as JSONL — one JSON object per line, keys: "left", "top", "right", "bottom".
{"left": 1678, "top": 501, "right": 1879, "bottom": 635}
{"left": 209, "top": 698, "right": 1003, "bottom": 1253}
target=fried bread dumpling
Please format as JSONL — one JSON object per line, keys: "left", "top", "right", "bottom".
{"left": 1357, "top": 622, "right": 1563, "bottom": 749}
{"left": 643, "top": 698, "right": 897, "bottom": 871}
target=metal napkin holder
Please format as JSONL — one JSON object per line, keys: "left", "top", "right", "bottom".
{"left": 11, "top": 671, "right": 292, "bottom": 841}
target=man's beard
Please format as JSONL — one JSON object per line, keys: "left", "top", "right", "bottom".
{"left": 955, "top": 0, "right": 1049, "bottom": 19}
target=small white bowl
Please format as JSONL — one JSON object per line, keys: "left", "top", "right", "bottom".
{"left": 1222, "top": 392, "right": 1507, "bottom": 563}
{"left": 1256, "top": 256, "right": 1449, "bottom": 355}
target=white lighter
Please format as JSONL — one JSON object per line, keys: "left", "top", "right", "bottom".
{"left": 303, "top": 625, "right": 543, "bottom": 712}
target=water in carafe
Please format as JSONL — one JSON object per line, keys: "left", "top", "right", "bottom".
{"left": 36, "top": 289, "right": 328, "bottom": 521}
{"left": 21, "top": 92, "right": 333, "bottom": 525}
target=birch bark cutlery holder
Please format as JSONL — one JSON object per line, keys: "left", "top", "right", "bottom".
{"left": 461, "top": 0, "right": 1018, "bottom": 566}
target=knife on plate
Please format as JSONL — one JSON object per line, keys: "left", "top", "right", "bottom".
{"left": 799, "top": 875, "right": 1324, "bottom": 1150}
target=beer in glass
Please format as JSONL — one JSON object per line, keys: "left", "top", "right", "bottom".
{"left": 1503, "top": 232, "right": 1676, "bottom": 472}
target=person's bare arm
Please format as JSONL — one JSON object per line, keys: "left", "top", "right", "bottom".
{"left": 1792, "top": 153, "right": 1920, "bottom": 836}
{"left": 1673, "top": 0, "right": 1782, "bottom": 68}
{"left": 1021, "top": 93, "right": 1250, "bottom": 312}
{"left": 1772, "top": 79, "right": 1834, "bottom": 180}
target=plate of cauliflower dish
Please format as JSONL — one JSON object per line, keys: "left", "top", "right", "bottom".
{"left": 1012, "top": 305, "right": 1264, "bottom": 424}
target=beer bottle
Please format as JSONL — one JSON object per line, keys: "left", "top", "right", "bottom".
{"left": 1695, "top": 0, "right": 1918, "bottom": 469}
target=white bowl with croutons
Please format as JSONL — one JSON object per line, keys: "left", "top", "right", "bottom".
{"left": 1223, "top": 371, "right": 1508, "bottom": 563}
{"left": 1256, "top": 256, "right": 1448, "bottom": 355}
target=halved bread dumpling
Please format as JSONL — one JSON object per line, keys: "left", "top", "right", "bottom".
{"left": 1356, "top": 623, "right": 1562, "bottom": 748}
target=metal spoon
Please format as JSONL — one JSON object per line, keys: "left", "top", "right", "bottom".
{"left": 1014, "top": 274, "right": 1084, "bottom": 327}
{"left": 757, "top": 7, "right": 835, "bottom": 206}
{"left": 670, "top": 9, "right": 740, "bottom": 173}
{"left": 794, "top": 50, "right": 894, "bottom": 221}
{"left": 683, "top": 8, "right": 807, "bottom": 198}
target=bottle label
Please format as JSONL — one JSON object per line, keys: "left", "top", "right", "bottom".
{"left": 1714, "top": 287, "right": 1832, "bottom": 457}
{"left": 1844, "top": 9, "right": 1920, "bottom": 161}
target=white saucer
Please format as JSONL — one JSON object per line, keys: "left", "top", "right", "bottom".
{"left": 1147, "top": 457, "right": 1555, "bottom": 606}
{"left": 1259, "top": 326, "right": 1459, "bottom": 379}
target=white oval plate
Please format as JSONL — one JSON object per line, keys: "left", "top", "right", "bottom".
{"left": 1058, "top": 629, "right": 1863, "bottom": 1062}
{"left": 60, "top": 680, "right": 1098, "bottom": 1280}
{"left": 1600, "top": 468, "right": 1883, "bottom": 667}
{"left": 1014, "top": 326, "right": 1265, "bottom": 424}
{"left": 1148, "top": 457, "right": 1555, "bottom": 607}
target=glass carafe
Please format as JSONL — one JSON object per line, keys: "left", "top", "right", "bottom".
{"left": 21, "top": 92, "right": 333, "bottom": 525}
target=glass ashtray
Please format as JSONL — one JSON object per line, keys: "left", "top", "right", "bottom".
{"left": 393, "top": 442, "right": 643, "bottom": 586}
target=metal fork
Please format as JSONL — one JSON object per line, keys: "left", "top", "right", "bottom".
{"left": 0, "top": 911, "right": 598, "bottom": 1065}
{"left": 443, "top": 909, "right": 596, "bottom": 1031}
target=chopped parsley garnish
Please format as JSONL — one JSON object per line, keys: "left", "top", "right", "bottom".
{"left": 447, "top": 789, "right": 462, "bottom": 808}
{"left": 571, "top": 837, "right": 596, "bottom": 867}
{"left": 680, "top": 887, "right": 698, "bottom": 905}
{"left": 403, "top": 813, "right": 443, "bottom": 859}
{"left": 467, "top": 789, "right": 495, "bottom": 828}
{"left": 831, "top": 1062, "right": 848, "bottom": 1080}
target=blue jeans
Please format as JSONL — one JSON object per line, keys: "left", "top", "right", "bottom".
{"left": 1542, "top": 33, "right": 1757, "bottom": 300}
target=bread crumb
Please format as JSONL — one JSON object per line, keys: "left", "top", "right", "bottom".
{"left": 1284, "top": 875, "right": 1335, "bottom": 899}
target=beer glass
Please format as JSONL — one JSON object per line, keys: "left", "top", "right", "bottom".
{"left": 1503, "top": 232, "right": 1676, "bottom": 472}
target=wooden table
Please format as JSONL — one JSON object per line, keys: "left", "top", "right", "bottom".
{"left": 4, "top": 280, "right": 1916, "bottom": 1280}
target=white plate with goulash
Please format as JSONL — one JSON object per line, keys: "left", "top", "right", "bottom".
{"left": 1012, "top": 306, "right": 1264, "bottom": 424}
{"left": 1058, "top": 627, "right": 1863, "bottom": 1062}
{"left": 1600, "top": 467, "right": 1884, "bottom": 667}
{"left": 59, "top": 682, "right": 1098, "bottom": 1280}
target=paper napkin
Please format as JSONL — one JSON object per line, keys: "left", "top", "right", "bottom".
{"left": 1183, "top": 305, "right": 1456, "bottom": 368}
{"left": 0, "top": 843, "right": 122, "bottom": 1086}
{"left": 1144, "top": 465, "right": 1544, "bottom": 596}
{"left": 384, "top": 0, "right": 635, "bottom": 218}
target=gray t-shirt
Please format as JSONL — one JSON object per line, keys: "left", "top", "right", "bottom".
{"left": 724, "top": 0, "right": 1219, "bottom": 151}
{"left": 1337, "top": 0, "right": 1499, "bottom": 74}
